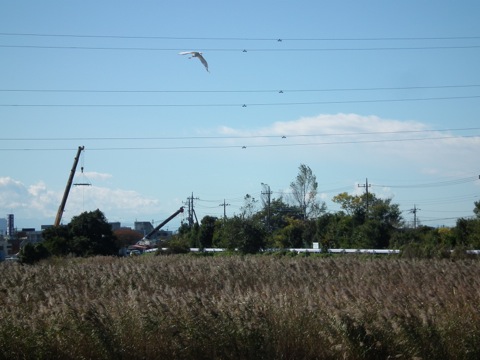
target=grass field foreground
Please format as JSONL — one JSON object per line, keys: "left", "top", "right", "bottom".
{"left": 1, "top": 255, "right": 479, "bottom": 359}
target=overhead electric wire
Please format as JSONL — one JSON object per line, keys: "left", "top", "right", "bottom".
{"left": 198, "top": 194, "right": 252, "bottom": 203}
{"left": 374, "top": 176, "right": 479, "bottom": 188}
{"left": 2, "top": 44, "right": 480, "bottom": 51}
{"left": 421, "top": 207, "right": 478, "bottom": 213}
{"left": 2, "top": 84, "right": 480, "bottom": 94}
{"left": 2, "top": 95, "right": 480, "bottom": 107}
{"left": 0, "top": 134, "right": 478, "bottom": 151}
{"left": 320, "top": 186, "right": 353, "bottom": 194}
{"left": 2, "top": 32, "right": 480, "bottom": 41}
{"left": 419, "top": 216, "right": 475, "bottom": 223}
{"left": 406, "top": 196, "right": 479, "bottom": 207}
{"left": 398, "top": 193, "right": 479, "bottom": 204}
{"left": 1, "top": 127, "right": 478, "bottom": 141}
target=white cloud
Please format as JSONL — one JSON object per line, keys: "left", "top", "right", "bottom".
{"left": 77, "top": 171, "right": 112, "bottom": 181}
{"left": 27, "top": 181, "right": 58, "bottom": 216}
{"left": 68, "top": 186, "right": 160, "bottom": 218}
{"left": 0, "top": 176, "right": 162, "bottom": 228}
{"left": 216, "top": 113, "right": 479, "bottom": 176}
{"left": 219, "top": 113, "right": 427, "bottom": 137}
{"left": 276, "top": 113, "right": 424, "bottom": 136}
{"left": 0, "top": 177, "right": 30, "bottom": 209}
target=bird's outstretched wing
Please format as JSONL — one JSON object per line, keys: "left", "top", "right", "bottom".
{"left": 195, "top": 53, "right": 209, "bottom": 72}
{"left": 179, "top": 51, "right": 209, "bottom": 72}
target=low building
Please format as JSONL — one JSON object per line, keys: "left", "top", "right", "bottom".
{"left": 134, "top": 221, "right": 154, "bottom": 237}
{"left": 109, "top": 222, "right": 121, "bottom": 231}
{"left": 0, "top": 235, "right": 11, "bottom": 259}
{"left": 17, "top": 229, "right": 43, "bottom": 250}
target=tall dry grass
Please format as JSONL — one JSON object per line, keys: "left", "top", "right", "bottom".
{"left": 1, "top": 255, "right": 479, "bottom": 359}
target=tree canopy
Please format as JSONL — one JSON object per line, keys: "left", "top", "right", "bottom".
{"left": 19, "top": 164, "right": 480, "bottom": 261}
{"left": 290, "top": 164, "right": 325, "bottom": 219}
{"left": 170, "top": 164, "right": 480, "bottom": 255}
{"left": 42, "top": 209, "right": 119, "bottom": 258}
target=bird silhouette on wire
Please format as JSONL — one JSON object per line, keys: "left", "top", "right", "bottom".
{"left": 179, "top": 51, "right": 209, "bottom": 72}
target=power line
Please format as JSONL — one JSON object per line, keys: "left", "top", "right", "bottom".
{"left": 375, "top": 176, "right": 478, "bottom": 188}
{"left": 2, "top": 44, "right": 480, "bottom": 51}
{"left": 421, "top": 208, "right": 478, "bottom": 213}
{"left": 198, "top": 195, "right": 247, "bottom": 204}
{"left": 2, "top": 32, "right": 480, "bottom": 41}
{"left": 2, "top": 84, "right": 480, "bottom": 94}
{"left": 418, "top": 216, "right": 473, "bottom": 223}
{"left": 1, "top": 127, "right": 478, "bottom": 141}
{"left": 397, "top": 194, "right": 479, "bottom": 207}
{"left": 2, "top": 94, "right": 480, "bottom": 107}
{"left": 1, "top": 134, "right": 478, "bottom": 151}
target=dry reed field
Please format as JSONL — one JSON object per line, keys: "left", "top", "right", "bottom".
{"left": 1, "top": 255, "right": 479, "bottom": 359}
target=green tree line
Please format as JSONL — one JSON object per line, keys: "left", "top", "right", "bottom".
{"left": 174, "top": 165, "right": 480, "bottom": 255}
{"left": 18, "top": 164, "right": 480, "bottom": 262}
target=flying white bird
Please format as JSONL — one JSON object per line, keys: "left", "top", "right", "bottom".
{"left": 179, "top": 51, "right": 209, "bottom": 72}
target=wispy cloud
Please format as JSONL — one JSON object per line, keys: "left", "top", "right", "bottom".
{"left": 218, "top": 113, "right": 427, "bottom": 137}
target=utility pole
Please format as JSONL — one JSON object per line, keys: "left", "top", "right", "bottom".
{"left": 261, "top": 183, "right": 272, "bottom": 230}
{"left": 358, "top": 178, "right": 371, "bottom": 214}
{"left": 409, "top": 204, "right": 421, "bottom": 229}
{"left": 219, "top": 199, "right": 230, "bottom": 221}
{"left": 186, "top": 192, "right": 199, "bottom": 227}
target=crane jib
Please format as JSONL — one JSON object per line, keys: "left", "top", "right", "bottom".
{"left": 143, "top": 207, "right": 184, "bottom": 240}
{"left": 54, "top": 146, "right": 85, "bottom": 227}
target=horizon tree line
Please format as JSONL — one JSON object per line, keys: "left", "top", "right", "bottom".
{"left": 17, "top": 164, "right": 480, "bottom": 262}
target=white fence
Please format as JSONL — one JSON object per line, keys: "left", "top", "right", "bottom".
{"left": 190, "top": 248, "right": 401, "bottom": 254}
{"left": 137, "top": 247, "right": 480, "bottom": 256}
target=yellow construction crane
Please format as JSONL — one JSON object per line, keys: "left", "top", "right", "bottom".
{"left": 54, "top": 146, "right": 84, "bottom": 227}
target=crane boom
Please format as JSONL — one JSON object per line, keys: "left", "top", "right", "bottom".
{"left": 54, "top": 146, "right": 84, "bottom": 226}
{"left": 143, "top": 207, "right": 184, "bottom": 240}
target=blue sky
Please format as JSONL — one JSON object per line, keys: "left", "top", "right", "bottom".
{"left": 1, "top": 0, "right": 479, "bottom": 232}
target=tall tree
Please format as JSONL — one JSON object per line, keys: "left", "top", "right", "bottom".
{"left": 290, "top": 164, "right": 325, "bottom": 219}
{"left": 42, "top": 224, "right": 71, "bottom": 256}
{"left": 43, "top": 209, "right": 118, "bottom": 257}
{"left": 198, "top": 215, "right": 218, "bottom": 249}
{"left": 473, "top": 201, "right": 480, "bottom": 219}
{"left": 273, "top": 217, "right": 305, "bottom": 248}
{"left": 332, "top": 192, "right": 364, "bottom": 216}
{"left": 255, "top": 196, "right": 303, "bottom": 231}
{"left": 240, "top": 194, "right": 258, "bottom": 219}
{"left": 68, "top": 210, "right": 118, "bottom": 256}
{"left": 331, "top": 192, "right": 403, "bottom": 248}
{"left": 18, "top": 242, "right": 50, "bottom": 264}
{"left": 222, "top": 216, "right": 266, "bottom": 254}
